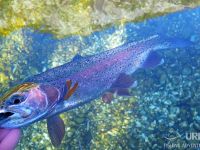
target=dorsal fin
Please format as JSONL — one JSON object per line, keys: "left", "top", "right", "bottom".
{"left": 47, "top": 115, "right": 65, "bottom": 147}
{"left": 72, "top": 54, "right": 83, "bottom": 61}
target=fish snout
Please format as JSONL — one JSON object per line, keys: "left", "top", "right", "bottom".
{"left": 0, "top": 105, "right": 32, "bottom": 122}
{"left": 0, "top": 109, "right": 14, "bottom": 121}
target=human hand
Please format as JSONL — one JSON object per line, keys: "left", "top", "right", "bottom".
{"left": 0, "top": 129, "right": 21, "bottom": 150}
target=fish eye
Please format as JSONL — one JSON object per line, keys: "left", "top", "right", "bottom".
{"left": 6, "top": 94, "right": 25, "bottom": 105}
{"left": 13, "top": 98, "right": 21, "bottom": 104}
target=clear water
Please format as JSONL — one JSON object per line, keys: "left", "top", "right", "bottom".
{"left": 0, "top": 5, "right": 200, "bottom": 150}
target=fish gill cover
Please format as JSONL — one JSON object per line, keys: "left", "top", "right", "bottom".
{"left": 0, "top": 1, "right": 200, "bottom": 150}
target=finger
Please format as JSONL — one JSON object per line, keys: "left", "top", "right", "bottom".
{"left": 0, "top": 129, "right": 21, "bottom": 150}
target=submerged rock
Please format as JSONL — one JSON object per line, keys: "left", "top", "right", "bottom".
{"left": 182, "top": 67, "right": 192, "bottom": 76}
{"left": 0, "top": 0, "right": 200, "bottom": 37}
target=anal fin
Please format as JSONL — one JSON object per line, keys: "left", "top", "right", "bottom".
{"left": 142, "top": 51, "right": 164, "bottom": 69}
{"left": 47, "top": 115, "right": 65, "bottom": 147}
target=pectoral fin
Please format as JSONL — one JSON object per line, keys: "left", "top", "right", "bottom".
{"left": 66, "top": 80, "right": 72, "bottom": 89}
{"left": 64, "top": 80, "right": 79, "bottom": 100}
{"left": 47, "top": 115, "right": 65, "bottom": 147}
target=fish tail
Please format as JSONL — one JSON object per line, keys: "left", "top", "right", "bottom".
{"left": 125, "top": 35, "right": 193, "bottom": 74}
{"left": 149, "top": 34, "right": 193, "bottom": 51}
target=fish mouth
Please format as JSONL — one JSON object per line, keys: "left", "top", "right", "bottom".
{"left": 0, "top": 106, "right": 32, "bottom": 122}
{"left": 0, "top": 111, "right": 14, "bottom": 120}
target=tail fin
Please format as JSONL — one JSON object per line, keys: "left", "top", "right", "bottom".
{"left": 125, "top": 35, "right": 193, "bottom": 74}
{"left": 150, "top": 35, "right": 193, "bottom": 51}
{"left": 139, "top": 35, "right": 193, "bottom": 70}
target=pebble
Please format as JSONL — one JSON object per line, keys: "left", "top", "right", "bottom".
{"left": 182, "top": 67, "right": 192, "bottom": 75}
{"left": 149, "top": 105, "right": 156, "bottom": 110}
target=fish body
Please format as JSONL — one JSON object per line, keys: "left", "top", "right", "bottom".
{"left": 0, "top": 35, "right": 192, "bottom": 146}
{"left": 26, "top": 35, "right": 191, "bottom": 116}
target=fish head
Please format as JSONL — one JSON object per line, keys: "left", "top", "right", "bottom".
{"left": 0, "top": 82, "right": 60, "bottom": 128}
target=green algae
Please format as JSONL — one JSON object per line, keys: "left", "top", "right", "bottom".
{"left": 0, "top": 29, "right": 54, "bottom": 93}
{"left": 89, "top": 97, "right": 136, "bottom": 150}
{"left": 0, "top": 0, "right": 200, "bottom": 38}
{"left": 0, "top": 30, "right": 27, "bottom": 89}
